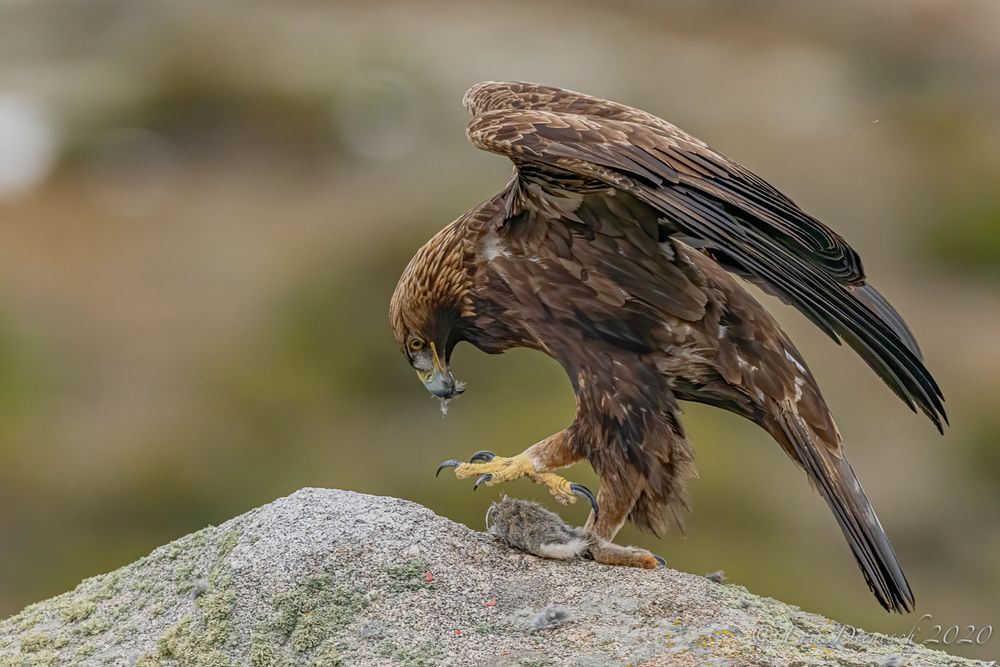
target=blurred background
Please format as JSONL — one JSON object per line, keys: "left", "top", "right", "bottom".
{"left": 0, "top": 0, "right": 998, "bottom": 659}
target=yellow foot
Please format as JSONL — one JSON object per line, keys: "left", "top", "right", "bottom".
{"left": 436, "top": 451, "right": 599, "bottom": 519}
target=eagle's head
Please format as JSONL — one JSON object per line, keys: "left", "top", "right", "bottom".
{"left": 389, "top": 226, "right": 472, "bottom": 403}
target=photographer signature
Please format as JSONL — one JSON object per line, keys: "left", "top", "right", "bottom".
{"left": 750, "top": 613, "right": 993, "bottom": 658}
{"left": 906, "top": 613, "right": 992, "bottom": 647}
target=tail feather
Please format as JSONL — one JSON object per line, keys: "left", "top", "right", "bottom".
{"left": 773, "top": 405, "right": 914, "bottom": 613}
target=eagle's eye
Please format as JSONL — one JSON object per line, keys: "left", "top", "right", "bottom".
{"left": 408, "top": 338, "right": 425, "bottom": 353}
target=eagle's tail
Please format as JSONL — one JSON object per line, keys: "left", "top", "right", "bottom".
{"left": 770, "top": 404, "right": 914, "bottom": 613}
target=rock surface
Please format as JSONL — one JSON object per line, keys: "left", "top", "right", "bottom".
{"left": 0, "top": 488, "right": 989, "bottom": 666}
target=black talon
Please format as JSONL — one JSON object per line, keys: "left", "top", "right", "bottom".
{"left": 435, "top": 459, "right": 463, "bottom": 477}
{"left": 653, "top": 554, "right": 667, "bottom": 568}
{"left": 569, "top": 483, "right": 599, "bottom": 521}
{"left": 469, "top": 450, "right": 496, "bottom": 463}
{"left": 473, "top": 473, "right": 492, "bottom": 490}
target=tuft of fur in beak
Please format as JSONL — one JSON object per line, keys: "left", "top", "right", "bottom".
{"left": 438, "top": 380, "right": 467, "bottom": 416}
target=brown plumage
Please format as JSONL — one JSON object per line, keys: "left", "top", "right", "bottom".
{"left": 389, "top": 82, "right": 946, "bottom": 613}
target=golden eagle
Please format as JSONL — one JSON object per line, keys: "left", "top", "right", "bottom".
{"left": 389, "top": 82, "right": 945, "bottom": 612}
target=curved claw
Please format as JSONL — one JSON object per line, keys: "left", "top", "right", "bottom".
{"left": 435, "top": 459, "right": 463, "bottom": 478}
{"left": 474, "top": 473, "right": 493, "bottom": 490}
{"left": 653, "top": 553, "right": 667, "bottom": 568}
{"left": 569, "top": 483, "right": 600, "bottom": 521}
{"left": 468, "top": 450, "right": 496, "bottom": 463}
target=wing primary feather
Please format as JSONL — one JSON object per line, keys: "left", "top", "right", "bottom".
{"left": 853, "top": 284, "right": 924, "bottom": 360}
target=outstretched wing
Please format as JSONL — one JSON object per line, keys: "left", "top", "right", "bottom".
{"left": 465, "top": 81, "right": 866, "bottom": 284}
{"left": 464, "top": 81, "right": 946, "bottom": 431}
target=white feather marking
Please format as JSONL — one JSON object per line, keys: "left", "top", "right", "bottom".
{"left": 736, "top": 354, "right": 759, "bottom": 372}
{"left": 792, "top": 376, "right": 806, "bottom": 403}
{"left": 784, "top": 349, "right": 807, "bottom": 374}
{"left": 480, "top": 236, "right": 508, "bottom": 261}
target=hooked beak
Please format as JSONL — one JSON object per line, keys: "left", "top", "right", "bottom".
{"left": 416, "top": 342, "right": 464, "bottom": 400}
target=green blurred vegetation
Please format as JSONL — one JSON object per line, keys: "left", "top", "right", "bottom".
{"left": 0, "top": 0, "right": 998, "bottom": 660}
{"left": 925, "top": 186, "right": 1000, "bottom": 277}
{"left": 901, "top": 105, "right": 1000, "bottom": 278}
{"left": 0, "top": 314, "right": 45, "bottom": 425}
{"left": 956, "top": 409, "right": 1000, "bottom": 491}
